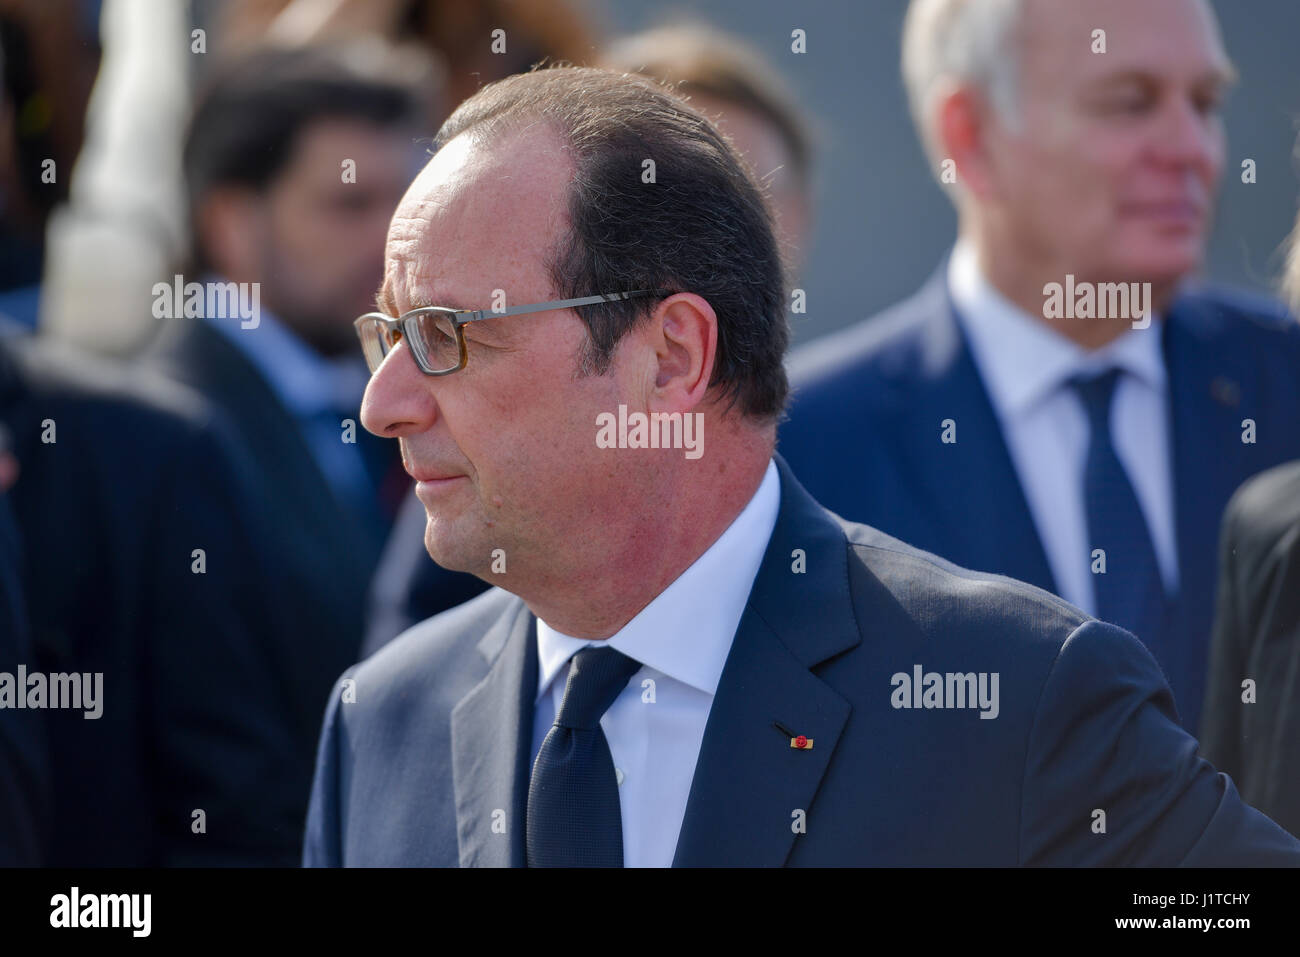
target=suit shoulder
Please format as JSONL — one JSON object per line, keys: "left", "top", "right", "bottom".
{"left": 839, "top": 516, "right": 1090, "bottom": 644}
{"left": 1222, "top": 459, "right": 1300, "bottom": 557}
{"left": 787, "top": 284, "right": 941, "bottom": 393}
{"left": 349, "top": 586, "right": 520, "bottom": 700}
{"left": 1174, "top": 283, "right": 1300, "bottom": 344}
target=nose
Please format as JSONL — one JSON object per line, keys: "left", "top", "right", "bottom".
{"left": 360, "top": 338, "right": 441, "bottom": 439}
{"left": 1150, "top": 92, "right": 1222, "bottom": 176}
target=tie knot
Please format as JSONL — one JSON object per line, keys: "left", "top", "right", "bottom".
{"left": 1069, "top": 368, "right": 1123, "bottom": 432}
{"left": 554, "top": 646, "right": 641, "bottom": 730}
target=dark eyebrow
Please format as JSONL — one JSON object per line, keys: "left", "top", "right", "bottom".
{"left": 1086, "top": 65, "right": 1237, "bottom": 92}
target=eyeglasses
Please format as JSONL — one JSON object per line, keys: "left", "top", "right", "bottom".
{"left": 354, "top": 290, "right": 669, "bottom": 376}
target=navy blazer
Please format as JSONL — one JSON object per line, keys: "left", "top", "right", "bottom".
{"left": 778, "top": 265, "right": 1300, "bottom": 735}
{"left": 1, "top": 337, "right": 310, "bottom": 864}
{"left": 0, "top": 491, "right": 48, "bottom": 865}
{"left": 303, "top": 457, "right": 1299, "bottom": 866}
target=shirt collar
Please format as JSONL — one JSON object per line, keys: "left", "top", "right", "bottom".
{"left": 947, "top": 240, "right": 1166, "bottom": 416}
{"left": 536, "top": 458, "right": 781, "bottom": 701}
{"left": 203, "top": 294, "right": 371, "bottom": 417}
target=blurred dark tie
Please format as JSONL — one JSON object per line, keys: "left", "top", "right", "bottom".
{"left": 526, "top": 646, "right": 641, "bottom": 867}
{"left": 1069, "top": 369, "right": 1167, "bottom": 648}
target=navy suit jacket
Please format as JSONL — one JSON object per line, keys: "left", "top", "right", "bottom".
{"left": 303, "top": 457, "right": 1299, "bottom": 866}
{"left": 778, "top": 265, "right": 1300, "bottom": 735}
{"left": 1, "top": 337, "right": 310, "bottom": 864}
{"left": 0, "top": 491, "right": 49, "bottom": 865}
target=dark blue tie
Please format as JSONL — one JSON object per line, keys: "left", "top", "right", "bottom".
{"left": 1070, "top": 369, "right": 1167, "bottom": 648}
{"left": 526, "top": 646, "right": 641, "bottom": 868}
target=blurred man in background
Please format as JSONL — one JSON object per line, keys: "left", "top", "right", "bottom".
{"left": 146, "top": 46, "right": 437, "bottom": 708}
{"left": 1, "top": 334, "right": 310, "bottom": 864}
{"left": 779, "top": 0, "right": 1300, "bottom": 735}
{"left": 1200, "top": 210, "right": 1300, "bottom": 836}
{"left": 0, "top": 487, "right": 47, "bottom": 865}
{"left": 362, "top": 20, "right": 818, "bottom": 657}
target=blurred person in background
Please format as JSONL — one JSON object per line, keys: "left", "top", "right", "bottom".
{"left": 0, "top": 487, "right": 47, "bottom": 865}
{"left": 144, "top": 45, "right": 449, "bottom": 736}
{"left": 779, "top": 0, "right": 1300, "bottom": 736}
{"left": 1199, "top": 208, "right": 1300, "bottom": 837}
{"left": 1, "top": 333, "right": 312, "bottom": 865}
{"left": 362, "top": 19, "right": 819, "bottom": 658}
{"left": 0, "top": 0, "right": 100, "bottom": 331}
{"left": 39, "top": 0, "right": 595, "bottom": 354}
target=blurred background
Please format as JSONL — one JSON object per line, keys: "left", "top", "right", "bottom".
{"left": 3, "top": 0, "right": 1298, "bottom": 348}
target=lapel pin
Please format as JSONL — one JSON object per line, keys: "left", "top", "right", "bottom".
{"left": 774, "top": 721, "right": 814, "bottom": 750}
{"left": 1210, "top": 376, "right": 1240, "bottom": 408}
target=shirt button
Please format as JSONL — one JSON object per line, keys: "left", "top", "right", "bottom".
{"left": 615, "top": 768, "right": 625, "bottom": 786}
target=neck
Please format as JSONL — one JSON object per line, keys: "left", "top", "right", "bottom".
{"left": 517, "top": 427, "right": 774, "bottom": 639}
{"left": 961, "top": 227, "right": 1178, "bottom": 350}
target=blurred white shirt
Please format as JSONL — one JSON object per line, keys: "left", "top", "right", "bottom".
{"left": 947, "top": 240, "right": 1178, "bottom": 615}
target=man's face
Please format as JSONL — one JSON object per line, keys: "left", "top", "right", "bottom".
{"left": 255, "top": 118, "right": 419, "bottom": 355}
{"left": 360, "top": 126, "right": 646, "bottom": 580}
{"left": 981, "top": 0, "right": 1231, "bottom": 286}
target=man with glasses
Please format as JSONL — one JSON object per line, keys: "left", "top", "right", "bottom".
{"left": 303, "top": 66, "right": 1300, "bottom": 866}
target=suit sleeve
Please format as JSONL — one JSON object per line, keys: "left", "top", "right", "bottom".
{"left": 0, "top": 493, "right": 49, "bottom": 865}
{"left": 145, "top": 419, "right": 305, "bottom": 866}
{"left": 303, "top": 670, "right": 353, "bottom": 868}
{"left": 1019, "top": 619, "right": 1300, "bottom": 865}
{"left": 1198, "top": 492, "right": 1249, "bottom": 777}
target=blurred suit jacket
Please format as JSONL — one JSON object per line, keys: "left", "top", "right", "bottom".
{"left": 778, "top": 265, "right": 1300, "bottom": 736}
{"left": 148, "top": 318, "right": 400, "bottom": 695}
{"left": 1200, "top": 460, "right": 1300, "bottom": 837}
{"left": 302, "top": 457, "right": 1299, "bottom": 866}
{"left": 0, "top": 490, "right": 49, "bottom": 865}
{"left": 0, "top": 336, "right": 309, "bottom": 864}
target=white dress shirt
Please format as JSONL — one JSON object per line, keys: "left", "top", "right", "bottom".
{"left": 532, "top": 458, "right": 781, "bottom": 867}
{"left": 947, "top": 240, "right": 1178, "bottom": 615}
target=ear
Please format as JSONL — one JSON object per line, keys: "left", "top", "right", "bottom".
{"left": 195, "top": 187, "right": 262, "bottom": 281}
{"left": 645, "top": 293, "right": 718, "bottom": 413}
{"left": 934, "top": 82, "right": 1001, "bottom": 201}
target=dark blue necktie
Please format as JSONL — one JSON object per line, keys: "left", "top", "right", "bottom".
{"left": 526, "top": 646, "right": 641, "bottom": 868}
{"left": 1070, "top": 369, "right": 1167, "bottom": 647}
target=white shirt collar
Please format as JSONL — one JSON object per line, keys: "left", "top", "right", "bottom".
{"left": 947, "top": 239, "right": 1166, "bottom": 416}
{"left": 536, "top": 458, "right": 781, "bottom": 701}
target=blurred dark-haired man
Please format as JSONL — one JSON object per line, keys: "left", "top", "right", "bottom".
{"left": 780, "top": 0, "right": 1300, "bottom": 736}
{"left": 304, "top": 66, "right": 1298, "bottom": 867}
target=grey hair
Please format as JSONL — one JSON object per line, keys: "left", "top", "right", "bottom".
{"left": 902, "top": 0, "right": 1026, "bottom": 169}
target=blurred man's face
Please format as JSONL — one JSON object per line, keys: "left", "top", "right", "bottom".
{"left": 257, "top": 118, "right": 418, "bottom": 356}
{"left": 981, "top": 0, "right": 1231, "bottom": 286}
{"left": 360, "top": 126, "right": 644, "bottom": 579}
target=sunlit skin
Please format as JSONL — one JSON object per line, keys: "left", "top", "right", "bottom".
{"left": 937, "top": 0, "right": 1233, "bottom": 348}
{"left": 200, "top": 118, "right": 418, "bottom": 356}
{"left": 360, "top": 123, "right": 774, "bottom": 638}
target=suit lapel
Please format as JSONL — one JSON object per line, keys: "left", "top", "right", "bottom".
{"left": 900, "top": 270, "right": 1056, "bottom": 592}
{"left": 450, "top": 598, "right": 537, "bottom": 867}
{"left": 1162, "top": 300, "right": 1258, "bottom": 700}
{"left": 672, "top": 457, "right": 855, "bottom": 866}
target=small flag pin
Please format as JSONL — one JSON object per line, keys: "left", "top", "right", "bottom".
{"left": 790, "top": 734, "right": 813, "bottom": 750}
